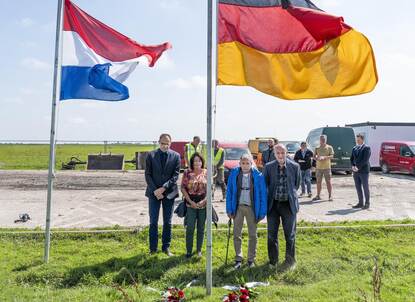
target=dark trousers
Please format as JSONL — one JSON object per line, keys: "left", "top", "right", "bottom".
{"left": 267, "top": 201, "right": 297, "bottom": 265}
{"left": 353, "top": 172, "right": 370, "bottom": 206}
{"left": 149, "top": 196, "right": 175, "bottom": 252}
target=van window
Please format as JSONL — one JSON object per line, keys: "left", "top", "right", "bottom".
{"left": 258, "top": 142, "right": 269, "bottom": 152}
{"left": 400, "top": 145, "right": 412, "bottom": 156}
{"left": 306, "top": 128, "right": 323, "bottom": 149}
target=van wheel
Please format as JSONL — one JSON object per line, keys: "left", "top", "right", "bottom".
{"left": 381, "top": 163, "right": 390, "bottom": 174}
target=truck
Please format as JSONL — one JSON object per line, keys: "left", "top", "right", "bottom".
{"left": 346, "top": 122, "right": 415, "bottom": 169}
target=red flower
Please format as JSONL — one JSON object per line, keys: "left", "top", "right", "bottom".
{"left": 178, "top": 290, "right": 185, "bottom": 299}
{"left": 240, "top": 288, "right": 249, "bottom": 295}
{"left": 240, "top": 294, "right": 250, "bottom": 302}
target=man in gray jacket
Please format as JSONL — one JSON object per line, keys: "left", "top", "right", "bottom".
{"left": 263, "top": 144, "right": 301, "bottom": 269}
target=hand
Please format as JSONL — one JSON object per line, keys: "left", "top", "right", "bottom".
{"left": 154, "top": 187, "right": 166, "bottom": 200}
{"left": 227, "top": 214, "right": 234, "bottom": 219}
{"left": 198, "top": 200, "right": 207, "bottom": 208}
{"left": 352, "top": 166, "right": 358, "bottom": 172}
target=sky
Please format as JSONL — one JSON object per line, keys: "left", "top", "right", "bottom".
{"left": 0, "top": 0, "right": 414, "bottom": 143}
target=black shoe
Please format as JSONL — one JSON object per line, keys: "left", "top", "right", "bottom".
{"left": 233, "top": 261, "right": 242, "bottom": 269}
{"left": 163, "top": 249, "right": 174, "bottom": 257}
{"left": 149, "top": 250, "right": 157, "bottom": 255}
{"left": 363, "top": 204, "right": 370, "bottom": 209}
{"left": 185, "top": 253, "right": 192, "bottom": 259}
{"left": 247, "top": 261, "right": 255, "bottom": 268}
{"left": 352, "top": 204, "right": 363, "bottom": 209}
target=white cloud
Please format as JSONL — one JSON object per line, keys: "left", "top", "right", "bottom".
{"left": 67, "top": 117, "right": 87, "bottom": 125}
{"left": 19, "top": 17, "right": 35, "bottom": 27}
{"left": 154, "top": 53, "right": 175, "bottom": 70}
{"left": 159, "top": 0, "right": 183, "bottom": 10}
{"left": 20, "top": 57, "right": 51, "bottom": 71}
{"left": 2, "top": 97, "right": 24, "bottom": 104}
{"left": 165, "top": 75, "right": 206, "bottom": 89}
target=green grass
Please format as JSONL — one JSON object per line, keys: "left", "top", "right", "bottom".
{"left": 1, "top": 222, "right": 415, "bottom": 301}
{"left": 0, "top": 144, "right": 157, "bottom": 170}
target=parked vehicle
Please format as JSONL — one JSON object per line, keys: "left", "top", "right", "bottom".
{"left": 248, "top": 137, "right": 276, "bottom": 170}
{"left": 279, "top": 141, "right": 301, "bottom": 159}
{"left": 219, "top": 142, "right": 253, "bottom": 181}
{"left": 346, "top": 122, "right": 415, "bottom": 169}
{"left": 306, "top": 126, "right": 355, "bottom": 173}
{"left": 379, "top": 141, "right": 415, "bottom": 175}
{"left": 170, "top": 141, "right": 187, "bottom": 170}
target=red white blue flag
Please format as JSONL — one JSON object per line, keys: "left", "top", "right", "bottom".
{"left": 61, "top": 0, "right": 171, "bottom": 101}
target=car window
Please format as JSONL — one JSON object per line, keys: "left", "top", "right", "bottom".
{"left": 224, "top": 148, "right": 250, "bottom": 160}
{"left": 400, "top": 145, "right": 412, "bottom": 156}
{"left": 409, "top": 145, "right": 415, "bottom": 155}
{"left": 285, "top": 142, "right": 300, "bottom": 153}
{"left": 258, "top": 142, "right": 269, "bottom": 152}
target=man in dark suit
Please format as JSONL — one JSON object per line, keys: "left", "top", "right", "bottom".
{"left": 261, "top": 138, "right": 278, "bottom": 167}
{"left": 145, "top": 133, "right": 180, "bottom": 256}
{"left": 351, "top": 134, "right": 371, "bottom": 209}
{"left": 263, "top": 144, "right": 301, "bottom": 270}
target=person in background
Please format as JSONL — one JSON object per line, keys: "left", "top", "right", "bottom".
{"left": 145, "top": 133, "right": 180, "bottom": 256}
{"left": 351, "top": 134, "right": 372, "bottom": 209}
{"left": 212, "top": 139, "right": 227, "bottom": 202}
{"left": 294, "top": 142, "right": 314, "bottom": 198}
{"left": 226, "top": 154, "right": 267, "bottom": 269}
{"left": 263, "top": 144, "right": 301, "bottom": 270}
{"left": 184, "top": 136, "right": 203, "bottom": 169}
{"left": 312, "top": 135, "right": 334, "bottom": 201}
{"left": 261, "top": 138, "right": 278, "bottom": 166}
{"left": 181, "top": 153, "right": 207, "bottom": 258}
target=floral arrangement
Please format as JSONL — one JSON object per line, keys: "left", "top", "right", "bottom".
{"left": 163, "top": 287, "right": 185, "bottom": 302}
{"left": 223, "top": 286, "right": 258, "bottom": 302}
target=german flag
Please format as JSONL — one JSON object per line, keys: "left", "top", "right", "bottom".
{"left": 217, "top": 0, "right": 378, "bottom": 100}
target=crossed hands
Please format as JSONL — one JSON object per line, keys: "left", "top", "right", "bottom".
{"left": 153, "top": 187, "right": 166, "bottom": 200}
{"left": 188, "top": 199, "right": 207, "bottom": 209}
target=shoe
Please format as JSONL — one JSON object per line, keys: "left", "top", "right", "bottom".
{"left": 308, "top": 193, "right": 312, "bottom": 198}
{"left": 284, "top": 261, "right": 296, "bottom": 271}
{"left": 352, "top": 203, "right": 363, "bottom": 209}
{"left": 299, "top": 193, "right": 305, "bottom": 198}
{"left": 220, "top": 199, "right": 225, "bottom": 203}
{"left": 149, "top": 250, "right": 157, "bottom": 255}
{"left": 328, "top": 196, "right": 333, "bottom": 201}
{"left": 197, "top": 251, "right": 202, "bottom": 258}
{"left": 311, "top": 196, "right": 321, "bottom": 201}
{"left": 185, "top": 253, "right": 192, "bottom": 259}
{"left": 163, "top": 249, "right": 174, "bottom": 257}
{"left": 363, "top": 204, "right": 370, "bottom": 209}
{"left": 269, "top": 263, "right": 277, "bottom": 270}
{"left": 247, "top": 261, "right": 255, "bottom": 268}
{"left": 233, "top": 261, "right": 242, "bottom": 269}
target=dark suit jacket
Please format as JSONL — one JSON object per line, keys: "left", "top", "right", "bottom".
{"left": 262, "top": 148, "right": 276, "bottom": 166}
{"left": 145, "top": 149, "right": 180, "bottom": 199}
{"left": 350, "top": 144, "right": 371, "bottom": 173}
{"left": 263, "top": 158, "right": 301, "bottom": 215}
{"left": 293, "top": 148, "right": 314, "bottom": 170}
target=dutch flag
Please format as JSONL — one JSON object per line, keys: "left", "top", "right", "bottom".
{"left": 61, "top": 0, "right": 171, "bottom": 101}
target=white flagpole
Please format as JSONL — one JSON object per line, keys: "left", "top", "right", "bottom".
{"left": 44, "top": 0, "right": 65, "bottom": 263}
{"left": 206, "top": 0, "right": 217, "bottom": 295}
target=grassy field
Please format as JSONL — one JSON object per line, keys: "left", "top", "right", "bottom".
{"left": 0, "top": 144, "right": 157, "bottom": 170}
{"left": 1, "top": 222, "right": 414, "bottom": 301}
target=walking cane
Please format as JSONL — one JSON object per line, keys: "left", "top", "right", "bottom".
{"left": 225, "top": 218, "right": 232, "bottom": 265}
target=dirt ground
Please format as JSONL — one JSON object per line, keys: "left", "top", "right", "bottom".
{"left": 0, "top": 170, "right": 414, "bottom": 228}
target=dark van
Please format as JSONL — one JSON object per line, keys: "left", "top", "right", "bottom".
{"left": 306, "top": 126, "right": 356, "bottom": 173}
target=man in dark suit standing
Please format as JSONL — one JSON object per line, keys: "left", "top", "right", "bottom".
{"left": 263, "top": 144, "right": 301, "bottom": 270}
{"left": 261, "top": 138, "right": 278, "bottom": 167}
{"left": 351, "top": 134, "right": 371, "bottom": 209}
{"left": 145, "top": 133, "right": 180, "bottom": 256}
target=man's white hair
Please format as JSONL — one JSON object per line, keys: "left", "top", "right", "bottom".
{"left": 273, "top": 143, "right": 287, "bottom": 152}
{"left": 240, "top": 153, "right": 253, "bottom": 162}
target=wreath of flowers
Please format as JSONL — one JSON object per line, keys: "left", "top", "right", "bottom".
{"left": 163, "top": 287, "right": 185, "bottom": 302}
{"left": 223, "top": 286, "right": 258, "bottom": 302}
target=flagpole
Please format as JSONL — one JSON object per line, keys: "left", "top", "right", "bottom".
{"left": 206, "top": 0, "right": 217, "bottom": 295}
{"left": 44, "top": 0, "right": 65, "bottom": 263}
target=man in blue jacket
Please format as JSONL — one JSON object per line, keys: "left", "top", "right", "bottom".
{"left": 226, "top": 154, "right": 267, "bottom": 269}
{"left": 351, "top": 134, "right": 371, "bottom": 209}
{"left": 145, "top": 133, "right": 180, "bottom": 256}
{"left": 263, "top": 144, "right": 301, "bottom": 270}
